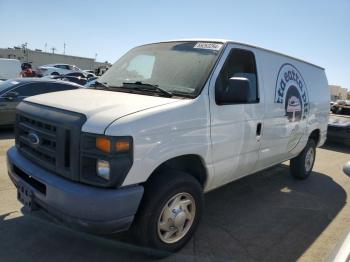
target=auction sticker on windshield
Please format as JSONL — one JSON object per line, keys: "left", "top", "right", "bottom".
{"left": 194, "top": 42, "right": 223, "bottom": 50}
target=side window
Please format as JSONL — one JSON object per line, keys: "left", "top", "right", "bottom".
{"left": 215, "top": 49, "right": 259, "bottom": 104}
{"left": 14, "top": 83, "right": 48, "bottom": 97}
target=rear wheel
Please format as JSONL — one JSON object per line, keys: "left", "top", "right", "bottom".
{"left": 133, "top": 170, "right": 203, "bottom": 254}
{"left": 51, "top": 72, "right": 59, "bottom": 76}
{"left": 290, "top": 139, "right": 316, "bottom": 179}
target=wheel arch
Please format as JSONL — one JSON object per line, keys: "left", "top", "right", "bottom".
{"left": 309, "top": 128, "right": 320, "bottom": 146}
{"left": 145, "top": 154, "right": 208, "bottom": 188}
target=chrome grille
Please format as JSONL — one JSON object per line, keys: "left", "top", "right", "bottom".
{"left": 17, "top": 115, "right": 59, "bottom": 170}
{"left": 15, "top": 102, "right": 86, "bottom": 181}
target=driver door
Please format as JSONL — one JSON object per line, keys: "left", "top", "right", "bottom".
{"left": 208, "top": 44, "right": 265, "bottom": 187}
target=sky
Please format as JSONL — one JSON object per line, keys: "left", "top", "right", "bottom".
{"left": 0, "top": 0, "right": 349, "bottom": 89}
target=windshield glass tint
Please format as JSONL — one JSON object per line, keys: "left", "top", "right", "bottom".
{"left": 99, "top": 41, "right": 223, "bottom": 96}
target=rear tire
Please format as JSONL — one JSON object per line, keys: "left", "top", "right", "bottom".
{"left": 51, "top": 72, "right": 59, "bottom": 76}
{"left": 133, "top": 170, "right": 203, "bottom": 255}
{"left": 290, "top": 139, "right": 316, "bottom": 179}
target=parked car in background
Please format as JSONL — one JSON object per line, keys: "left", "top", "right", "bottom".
{"left": 83, "top": 70, "right": 96, "bottom": 78}
{"left": 43, "top": 71, "right": 96, "bottom": 85}
{"left": 48, "top": 75, "right": 88, "bottom": 85}
{"left": 0, "top": 58, "right": 21, "bottom": 80}
{"left": 331, "top": 99, "right": 350, "bottom": 114}
{"left": 37, "top": 64, "right": 85, "bottom": 76}
{"left": 84, "top": 77, "right": 98, "bottom": 87}
{"left": 65, "top": 71, "right": 96, "bottom": 79}
{"left": 327, "top": 111, "right": 350, "bottom": 146}
{"left": 0, "top": 78, "right": 81, "bottom": 127}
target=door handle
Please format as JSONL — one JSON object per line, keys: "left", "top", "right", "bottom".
{"left": 256, "top": 122, "right": 262, "bottom": 137}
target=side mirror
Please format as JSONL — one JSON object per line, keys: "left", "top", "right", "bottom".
{"left": 3, "top": 91, "right": 19, "bottom": 100}
{"left": 216, "top": 77, "right": 251, "bottom": 105}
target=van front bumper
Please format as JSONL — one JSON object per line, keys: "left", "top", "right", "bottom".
{"left": 7, "top": 146, "right": 144, "bottom": 234}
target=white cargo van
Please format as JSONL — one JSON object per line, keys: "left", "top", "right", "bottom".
{"left": 7, "top": 40, "right": 329, "bottom": 253}
{"left": 0, "top": 58, "right": 21, "bottom": 80}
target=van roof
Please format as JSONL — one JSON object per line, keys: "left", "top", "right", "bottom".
{"left": 150, "top": 39, "right": 324, "bottom": 70}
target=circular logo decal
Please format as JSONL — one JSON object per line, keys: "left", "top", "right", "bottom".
{"left": 275, "top": 64, "right": 309, "bottom": 122}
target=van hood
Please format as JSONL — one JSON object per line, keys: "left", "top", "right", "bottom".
{"left": 25, "top": 89, "right": 182, "bottom": 134}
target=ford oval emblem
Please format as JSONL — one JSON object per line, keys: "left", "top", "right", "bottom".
{"left": 28, "top": 132, "right": 40, "bottom": 146}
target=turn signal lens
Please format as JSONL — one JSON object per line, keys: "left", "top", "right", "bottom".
{"left": 96, "top": 137, "right": 111, "bottom": 153}
{"left": 116, "top": 140, "right": 130, "bottom": 152}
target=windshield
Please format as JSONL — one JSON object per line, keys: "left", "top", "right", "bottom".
{"left": 98, "top": 41, "right": 223, "bottom": 97}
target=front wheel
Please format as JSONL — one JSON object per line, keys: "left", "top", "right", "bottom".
{"left": 133, "top": 170, "right": 203, "bottom": 254}
{"left": 290, "top": 139, "right": 316, "bottom": 179}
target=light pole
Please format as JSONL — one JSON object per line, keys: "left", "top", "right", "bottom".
{"left": 22, "top": 42, "right": 29, "bottom": 62}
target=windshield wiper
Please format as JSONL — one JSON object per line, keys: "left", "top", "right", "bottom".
{"left": 122, "top": 81, "right": 173, "bottom": 97}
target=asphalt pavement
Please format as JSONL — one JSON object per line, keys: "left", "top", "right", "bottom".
{"left": 0, "top": 128, "right": 349, "bottom": 262}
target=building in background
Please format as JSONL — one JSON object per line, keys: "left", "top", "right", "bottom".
{"left": 330, "top": 85, "right": 348, "bottom": 101}
{"left": 0, "top": 47, "right": 111, "bottom": 72}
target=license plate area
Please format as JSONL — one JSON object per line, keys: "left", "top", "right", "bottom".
{"left": 17, "top": 182, "right": 36, "bottom": 211}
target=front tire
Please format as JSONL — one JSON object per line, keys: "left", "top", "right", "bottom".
{"left": 290, "top": 139, "right": 316, "bottom": 179}
{"left": 133, "top": 170, "right": 203, "bottom": 254}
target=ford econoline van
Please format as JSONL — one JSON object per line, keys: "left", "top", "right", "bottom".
{"left": 7, "top": 40, "right": 329, "bottom": 253}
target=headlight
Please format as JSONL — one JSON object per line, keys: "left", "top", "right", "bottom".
{"left": 96, "top": 160, "right": 110, "bottom": 180}
{"left": 80, "top": 133, "right": 133, "bottom": 188}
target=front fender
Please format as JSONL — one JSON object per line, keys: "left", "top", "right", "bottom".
{"left": 104, "top": 95, "right": 212, "bottom": 187}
